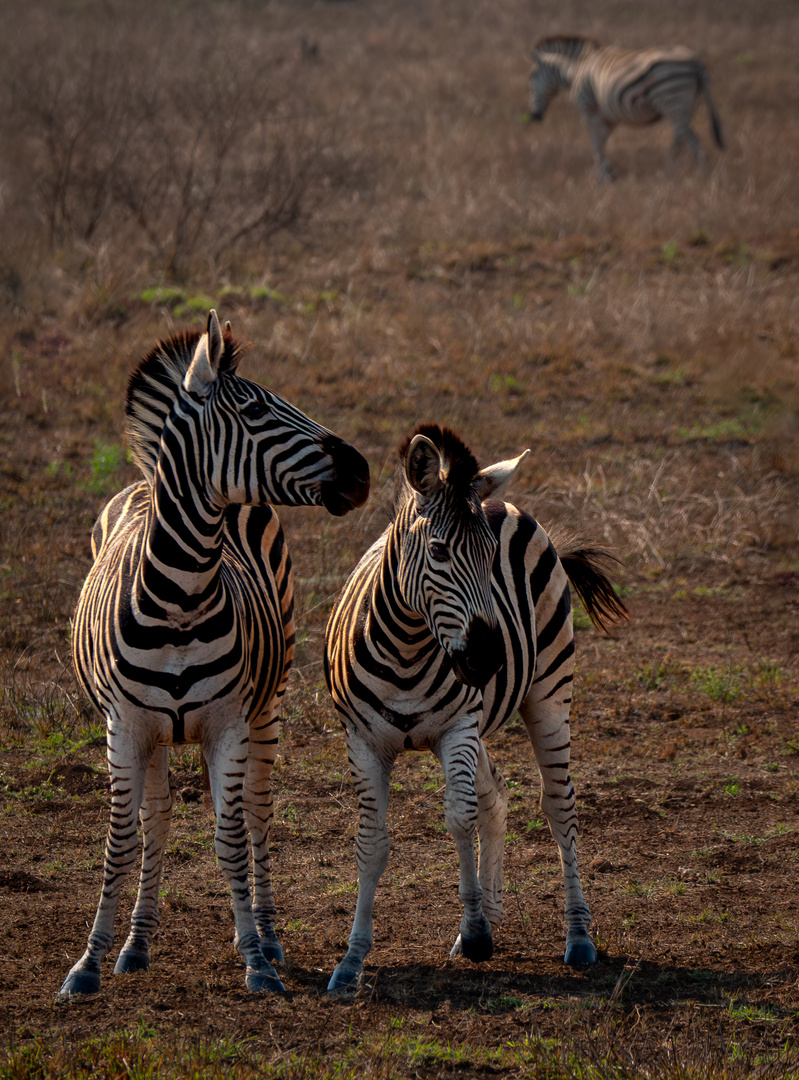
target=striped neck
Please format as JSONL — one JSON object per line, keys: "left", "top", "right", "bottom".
{"left": 135, "top": 406, "right": 228, "bottom": 625}
{"left": 369, "top": 508, "right": 438, "bottom": 664}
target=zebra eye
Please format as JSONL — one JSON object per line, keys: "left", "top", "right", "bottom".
{"left": 241, "top": 400, "right": 270, "bottom": 421}
{"left": 429, "top": 540, "right": 449, "bottom": 562}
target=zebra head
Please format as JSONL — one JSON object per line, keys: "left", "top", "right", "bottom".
{"left": 127, "top": 310, "right": 370, "bottom": 516}
{"left": 395, "top": 426, "right": 529, "bottom": 689}
{"left": 528, "top": 37, "right": 594, "bottom": 120}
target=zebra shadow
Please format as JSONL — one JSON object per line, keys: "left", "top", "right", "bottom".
{"left": 283, "top": 953, "right": 780, "bottom": 1015}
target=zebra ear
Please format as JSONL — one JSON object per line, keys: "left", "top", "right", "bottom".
{"left": 405, "top": 434, "right": 443, "bottom": 500}
{"left": 473, "top": 449, "right": 530, "bottom": 502}
{"left": 183, "top": 309, "right": 225, "bottom": 396}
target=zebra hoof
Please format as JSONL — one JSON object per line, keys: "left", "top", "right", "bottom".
{"left": 58, "top": 967, "right": 101, "bottom": 998}
{"left": 327, "top": 962, "right": 363, "bottom": 995}
{"left": 564, "top": 933, "right": 597, "bottom": 967}
{"left": 259, "top": 932, "right": 284, "bottom": 964}
{"left": 245, "top": 963, "right": 286, "bottom": 994}
{"left": 460, "top": 931, "right": 494, "bottom": 964}
{"left": 114, "top": 948, "right": 150, "bottom": 975}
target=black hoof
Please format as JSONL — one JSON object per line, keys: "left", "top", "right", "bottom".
{"left": 58, "top": 968, "right": 101, "bottom": 998}
{"left": 114, "top": 949, "right": 149, "bottom": 975}
{"left": 327, "top": 964, "right": 362, "bottom": 995}
{"left": 245, "top": 964, "right": 286, "bottom": 994}
{"left": 461, "top": 932, "right": 494, "bottom": 964}
{"left": 564, "top": 934, "right": 597, "bottom": 967}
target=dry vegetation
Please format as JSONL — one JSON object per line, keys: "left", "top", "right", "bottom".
{"left": 0, "top": 0, "right": 798, "bottom": 1076}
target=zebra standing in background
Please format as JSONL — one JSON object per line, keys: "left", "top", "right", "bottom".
{"left": 324, "top": 425, "right": 627, "bottom": 991}
{"left": 529, "top": 36, "right": 724, "bottom": 180}
{"left": 59, "top": 310, "right": 369, "bottom": 998}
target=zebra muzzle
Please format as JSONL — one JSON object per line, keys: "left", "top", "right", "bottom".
{"left": 319, "top": 438, "right": 371, "bottom": 517}
{"left": 449, "top": 618, "right": 504, "bottom": 688}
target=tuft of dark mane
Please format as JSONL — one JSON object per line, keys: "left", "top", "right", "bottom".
{"left": 398, "top": 424, "right": 480, "bottom": 496}
{"left": 535, "top": 35, "right": 599, "bottom": 58}
{"left": 125, "top": 328, "right": 244, "bottom": 482}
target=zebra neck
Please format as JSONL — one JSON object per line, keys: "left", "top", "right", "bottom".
{"left": 135, "top": 429, "right": 227, "bottom": 623}
{"left": 369, "top": 527, "right": 437, "bottom": 660}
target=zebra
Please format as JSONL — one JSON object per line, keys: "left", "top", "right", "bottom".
{"left": 528, "top": 36, "right": 724, "bottom": 180}
{"left": 324, "top": 425, "right": 627, "bottom": 991}
{"left": 58, "top": 310, "right": 369, "bottom": 998}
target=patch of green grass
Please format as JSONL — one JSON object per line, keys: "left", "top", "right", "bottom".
{"left": 690, "top": 665, "right": 745, "bottom": 703}
{"left": 86, "top": 441, "right": 125, "bottom": 496}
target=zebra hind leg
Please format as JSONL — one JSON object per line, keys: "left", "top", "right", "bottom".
{"left": 518, "top": 696, "right": 596, "bottom": 967}
{"left": 435, "top": 718, "right": 493, "bottom": 964}
{"left": 115, "top": 746, "right": 174, "bottom": 975}
{"left": 206, "top": 733, "right": 285, "bottom": 994}
{"left": 328, "top": 735, "right": 394, "bottom": 993}
{"left": 59, "top": 723, "right": 149, "bottom": 997}
{"left": 449, "top": 739, "right": 508, "bottom": 958}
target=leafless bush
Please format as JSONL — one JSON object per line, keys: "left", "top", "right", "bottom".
{"left": 1, "top": 2, "right": 364, "bottom": 280}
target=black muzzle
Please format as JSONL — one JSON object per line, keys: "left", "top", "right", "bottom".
{"left": 450, "top": 617, "right": 504, "bottom": 688}
{"left": 319, "top": 437, "right": 370, "bottom": 517}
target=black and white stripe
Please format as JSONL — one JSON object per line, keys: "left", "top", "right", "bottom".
{"left": 529, "top": 36, "right": 724, "bottom": 179}
{"left": 324, "top": 425, "right": 627, "bottom": 991}
{"left": 59, "top": 310, "right": 369, "bottom": 997}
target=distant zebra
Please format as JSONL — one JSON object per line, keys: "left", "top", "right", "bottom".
{"left": 324, "top": 425, "right": 627, "bottom": 991}
{"left": 529, "top": 36, "right": 724, "bottom": 180}
{"left": 58, "top": 310, "right": 369, "bottom": 998}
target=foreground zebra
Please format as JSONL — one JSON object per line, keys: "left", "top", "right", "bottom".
{"left": 59, "top": 310, "right": 369, "bottom": 998}
{"left": 529, "top": 36, "right": 724, "bottom": 180}
{"left": 324, "top": 425, "right": 627, "bottom": 991}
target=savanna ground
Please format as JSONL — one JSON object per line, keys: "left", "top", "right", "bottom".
{"left": 1, "top": 0, "right": 798, "bottom": 1075}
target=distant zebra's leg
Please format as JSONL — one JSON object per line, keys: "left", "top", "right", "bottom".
{"left": 669, "top": 122, "right": 704, "bottom": 168}
{"left": 115, "top": 746, "right": 174, "bottom": 975}
{"left": 449, "top": 739, "right": 508, "bottom": 957}
{"left": 244, "top": 707, "right": 283, "bottom": 964}
{"left": 206, "top": 729, "right": 284, "bottom": 994}
{"left": 59, "top": 722, "right": 149, "bottom": 997}
{"left": 436, "top": 718, "right": 493, "bottom": 964}
{"left": 519, "top": 694, "right": 596, "bottom": 966}
{"left": 328, "top": 735, "right": 394, "bottom": 992}
{"left": 583, "top": 112, "right": 616, "bottom": 180}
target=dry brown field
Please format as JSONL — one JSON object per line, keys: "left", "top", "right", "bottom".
{"left": 0, "top": 0, "right": 797, "bottom": 1076}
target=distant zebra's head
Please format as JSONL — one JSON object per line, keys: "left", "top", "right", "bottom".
{"left": 528, "top": 36, "right": 595, "bottom": 120}
{"left": 395, "top": 426, "right": 529, "bottom": 688}
{"left": 126, "top": 310, "right": 370, "bottom": 516}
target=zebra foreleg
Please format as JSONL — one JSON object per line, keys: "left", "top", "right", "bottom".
{"left": 328, "top": 736, "right": 394, "bottom": 993}
{"left": 436, "top": 719, "right": 493, "bottom": 964}
{"left": 582, "top": 111, "right": 616, "bottom": 181}
{"left": 243, "top": 711, "right": 283, "bottom": 965}
{"left": 519, "top": 696, "right": 596, "bottom": 967}
{"left": 115, "top": 746, "right": 174, "bottom": 975}
{"left": 449, "top": 739, "right": 508, "bottom": 958}
{"left": 59, "top": 724, "right": 149, "bottom": 997}
{"left": 206, "top": 730, "right": 285, "bottom": 994}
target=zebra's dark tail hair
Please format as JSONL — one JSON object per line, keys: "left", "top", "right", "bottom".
{"left": 556, "top": 540, "right": 630, "bottom": 635}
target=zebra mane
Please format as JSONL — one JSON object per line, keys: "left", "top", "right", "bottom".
{"left": 125, "top": 328, "right": 244, "bottom": 480}
{"left": 535, "top": 35, "right": 599, "bottom": 60}
{"left": 396, "top": 424, "right": 480, "bottom": 506}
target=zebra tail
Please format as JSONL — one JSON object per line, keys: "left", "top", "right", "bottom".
{"left": 558, "top": 543, "right": 630, "bottom": 635}
{"left": 701, "top": 66, "right": 725, "bottom": 150}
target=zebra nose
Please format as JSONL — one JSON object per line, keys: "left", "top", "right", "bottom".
{"left": 449, "top": 618, "right": 504, "bottom": 688}
{"left": 319, "top": 437, "right": 371, "bottom": 516}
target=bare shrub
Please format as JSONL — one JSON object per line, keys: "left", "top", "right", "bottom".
{"left": 1, "top": 3, "right": 365, "bottom": 280}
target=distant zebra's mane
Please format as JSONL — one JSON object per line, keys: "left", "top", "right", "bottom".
{"left": 125, "top": 328, "right": 243, "bottom": 480}
{"left": 396, "top": 424, "right": 480, "bottom": 509}
{"left": 535, "top": 35, "right": 599, "bottom": 60}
